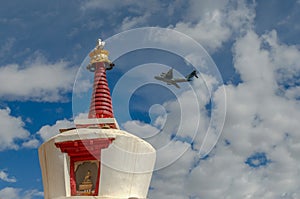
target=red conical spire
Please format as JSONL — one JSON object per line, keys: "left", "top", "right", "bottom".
{"left": 82, "top": 38, "right": 117, "bottom": 129}
{"left": 88, "top": 62, "right": 114, "bottom": 118}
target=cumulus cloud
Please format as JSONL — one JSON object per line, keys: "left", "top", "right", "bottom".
{"left": 261, "top": 30, "right": 300, "bottom": 100}
{"left": 116, "top": 27, "right": 300, "bottom": 198}
{"left": 172, "top": 0, "right": 255, "bottom": 52}
{"left": 21, "top": 138, "right": 40, "bottom": 148}
{"left": 0, "top": 107, "right": 32, "bottom": 151}
{"left": 208, "top": 31, "right": 300, "bottom": 197}
{"left": 0, "top": 107, "right": 41, "bottom": 150}
{"left": 0, "top": 187, "right": 20, "bottom": 199}
{"left": 115, "top": 0, "right": 255, "bottom": 53}
{"left": 0, "top": 53, "right": 77, "bottom": 102}
{"left": 37, "top": 119, "right": 75, "bottom": 141}
{"left": 145, "top": 29, "right": 300, "bottom": 198}
{"left": 120, "top": 15, "right": 151, "bottom": 32}
{"left": 0, "top": 170, "right": 16, "bottom": 183}
{"left": 80, "top": 0, "right": 161, "bottom": 32}
{"left": 81, "top": 0, "right": 143, "bottom": 11}
{"left": 123, "top": 120, "right": 160, "bottom": 138}
{"left": 173, "top": 10, "right": 232, "bottom": 52}
{"left": 81, "top": 0, "right": 255, "bottom": 53}
{"left": 121, "top": 65, "right": 225, "bottom": 170}
{"left": 80, "top": 0, "right": 230, "bottom": 53}
{"left": 0, "top": 187, "right": 43, "bottom": 199}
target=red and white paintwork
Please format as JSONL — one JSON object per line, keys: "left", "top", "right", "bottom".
{"left": 55, "top": 138, "right": 114, "bottom": 196}
{"left": 88, "top": 62, "right": 114, "bottom": 119}
{"left": 38, "top": 39, "right": 156, "bottom": 199}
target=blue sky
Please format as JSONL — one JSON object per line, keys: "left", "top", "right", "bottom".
{"left": 1, "top": 0, "right": 300, "bottom": 198}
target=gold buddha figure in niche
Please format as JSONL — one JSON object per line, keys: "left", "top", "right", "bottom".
{"left": 83, "top": 170, "right": 92, "bottom": 183}
{"left": 78, "top": 170, "right": 93, "bottom": 195}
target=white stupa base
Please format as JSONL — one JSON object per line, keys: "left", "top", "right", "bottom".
{"left": 39, "top": 128, "right": 156, "bottom": 199}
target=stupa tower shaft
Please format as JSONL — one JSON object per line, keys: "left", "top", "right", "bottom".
{"left": 86, "top": 39, "right": 115, "bottom": 121}
{"left": 89, "top": 62, "right": 113, "bottom": 118}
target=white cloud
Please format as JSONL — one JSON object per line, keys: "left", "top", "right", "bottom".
{"left": 108, "top": 24, "right": 300, "bottom": 199}
{"left": 0, "top": 53, "right": 77, "bottom": 102}
{"left": 0, "top": 187, "right": 20, "bottom": 199}
{"left": 0, "top": 107, "right": 31, "bottom": 151}
{"left": 123, "top": 120, "right": 160, "bottom": 139}
{"left": 120, "top": 15, "right": 150, "bottom": 32}
{"left": 114, "top": 0, "right": 254, "bottom": 53}
{"left": 0, "top": 187, "right": 43, "bottom": 199}
{"left": 82, "top": 0, "right": 255, "bottom": 53}
{"left": 233, "top": 30, "right": 275, "bottom": 85}
{"left": 0, "top": 170, "right": 16, "bottom": 183}
{"left": 22, "top": 189, "right": 44, "bottom": 199}
{"left": 173, "top": 10, "right": 231, "bottom": 52}
{"left": 0, "top": 107, "right": 41, "bottom": 150}
{"left": 37, "top": 119, "right": 75, "bottom": 141}
{"left": 182, "top": 30, "right": 300, "bottom": 198}
{"left": 144, "top": 29, "right": 300, "bottom": 198}
{"left": 184, "top": 0, "right": 229, "bottom": 21}
{"left": 81, "top": 0, "right": 159, "bottom": 13}
{"left": 80, "top": 0, "right": 161, "bottom": 32}
{"left": 22, "top": 138, "right": 40, "bottom": 148}
{"left": 121, "top": 65, "right": 224, "bottom": 170}
{"left": 81, "top": 0, "right": 132, "bottom": 11}
{"left": 173, "top": 0, "right": 255, "bottom": 52}
{"left": 261, "top": 30, "right": 300, "bottom": 100}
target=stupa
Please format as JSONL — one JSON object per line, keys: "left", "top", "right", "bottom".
{"left": 38, "top": 39, "right": 156, "bottom": 199}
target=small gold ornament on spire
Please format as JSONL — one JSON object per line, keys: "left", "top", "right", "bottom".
{"left": 87, "top": 38, "right": 115, "bottom": 71}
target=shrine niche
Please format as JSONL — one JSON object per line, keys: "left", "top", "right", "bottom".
{"left": 55, "top": 138, "right": 114, "bottom": 196}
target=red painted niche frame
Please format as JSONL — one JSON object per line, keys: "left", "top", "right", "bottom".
{"left": 55, "top": 138, "right": 114, "bottom": 196}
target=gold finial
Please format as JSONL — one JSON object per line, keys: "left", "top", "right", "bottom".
{"left": 88, "top": 38, "right": 114, "bottom": 67}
